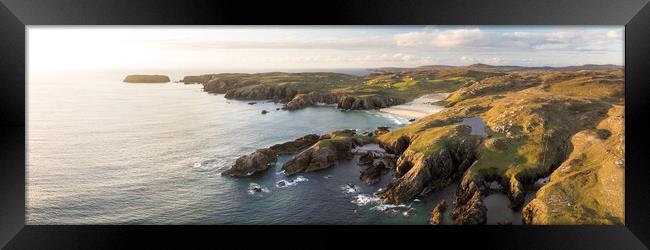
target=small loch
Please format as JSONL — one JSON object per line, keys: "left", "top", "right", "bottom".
{"left": 460, "top": 117, "right": 488, "bottom": 136}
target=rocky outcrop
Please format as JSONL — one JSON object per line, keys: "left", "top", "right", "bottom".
{"left": 379, "top": 128, "right": 481, "bottom": 204}
{"left": 337, "top": 95, "right": 404, "bottom": 110}
{"left": 452, "top": 175, "right": 487, "bottom": 225}
{"left": 284, "top": 92, "right": 405, "bottom": 111}
{"left": 284, "top": 92, "right": 340, "bottom": 110}
{"left": 224, "top": 85, "right": 298, "bottom": 102}
{"left": 221, "top": 134, "right": 321, "bottom": 177}
{"left": 181, "top": 75, "right": 214, "bottom": 84}
{"left": 379, "top": 135, "right": 410, "bottom": 157}
{"left": 360, "top": 164, "right": 387, "bottom": 185}
{"left": 358, "top": 151, "right": 396, "bottom": 185}
{"left": 269, "top": 134, "right": 320, "bottom": 154}
{"left": 221, "top": 148, "right": 278, "bottom": 177}
{"left": 281, "top": 130, "right": 368, "bottom": 175}
{"left": 430, "top": 200, "right": 447, "bottom": 225}
{"left": 123, "top": 75, "right": 170, "bottom": 83}
{"left": 374, "top": 127, "right": 390, "bottom": 136}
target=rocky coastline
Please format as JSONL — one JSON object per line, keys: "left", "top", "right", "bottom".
{"left": 113, "top": 66, "right": 624, "bottom": 224}
{"left": 218, "top": 66, "right": 624, "bottom": 225}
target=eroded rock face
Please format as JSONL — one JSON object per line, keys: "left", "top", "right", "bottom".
{"left": 284, "top": 92, "right": 339, "bottom": 110}
{"left": 360, "top": 163, "right": 386, "bottom": 185}
{"left": 269, "top": 134, "right": 320, "bottom": 154}
{"left": 221, "top": 134, "right": 321, "bottom": 177}
{"left": 224, "top": 85, "right": 298, "bottom": 102}
{"left": 281, "top": 136, "right": 363, "bottom": 176}
{"left": 430, "top": 200, "right": 447, "bottom": 225}
{"left": 379, "top": 135, "right": 481, "bottom": 205}
{"left": 221, "top": 148, "right": 278, "bottom": 177}
{"left": 278, "top": 130, "right": 363, "bottom": 176}
{"left": 338, "top": 95, "right": 404, "bottom": 110}
{"left": 358, "top": 151, "right": 396, "bottom": 185}
{"left": 452, "top": 175, "right": 487, "bottom": 225}
{"left": 379, "top": 135, "right": 410, "bottom": 155}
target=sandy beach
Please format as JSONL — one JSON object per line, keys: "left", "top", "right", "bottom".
{"left": 379, "top": 93, "right": 450, "bottom": 120}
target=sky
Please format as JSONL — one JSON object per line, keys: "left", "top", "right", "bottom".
{"left": 28, "top": 26, "right": 624, "bottom": 72}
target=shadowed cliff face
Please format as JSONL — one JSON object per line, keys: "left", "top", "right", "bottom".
{"left": 378, "top": 125, "right": 482, "bottom": 205}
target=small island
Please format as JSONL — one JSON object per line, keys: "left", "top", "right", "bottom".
{"left": 123, "top": 74, "right": 170, "bottom": 83}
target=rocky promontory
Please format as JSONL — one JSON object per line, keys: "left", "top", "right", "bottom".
{"left": 220, "top": 134, "right": 320, "bottom": 176}
{"left": 123, "top": 74, "right": 170, "bottom": 83}
{"left": 182, "top": 71, "right": 465, "bottom": 111}
{"left": 221, "top": 130, "right": 376, "bottom": 177}
{"left": 281, "top": 130, "right": 375, "bottom": 175}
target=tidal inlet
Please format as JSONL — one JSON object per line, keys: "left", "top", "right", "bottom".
{"left": 27, "top": 26, "right": 624, "bottom": 225}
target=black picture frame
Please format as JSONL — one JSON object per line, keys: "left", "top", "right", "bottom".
{"left": 1, "top": 0, "right": 649, "bottom": 248}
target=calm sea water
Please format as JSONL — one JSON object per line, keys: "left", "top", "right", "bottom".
{"left": 27, "top": 69, "right": 457, "bottom": 224}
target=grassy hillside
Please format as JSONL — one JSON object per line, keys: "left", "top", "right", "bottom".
{"left": 375, "top": 68, "right": 624, "bottom": 224}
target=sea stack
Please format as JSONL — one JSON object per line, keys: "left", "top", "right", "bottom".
{"left": 123, "top": 75, "right": 170, "bottom": 83}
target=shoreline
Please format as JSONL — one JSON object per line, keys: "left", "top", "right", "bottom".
{"left": 378, "top": 93, "right": 450, "bottom": 121}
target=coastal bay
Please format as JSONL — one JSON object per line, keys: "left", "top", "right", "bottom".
{"left": 28, "top": 63, "right": 625, "bottom": 225}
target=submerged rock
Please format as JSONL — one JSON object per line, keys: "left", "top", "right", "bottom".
{"left": 403, "top": 207, "right": 416, "bottom": 217}
{"left": 248, "top": 183, "right": 263, "bottom": 193}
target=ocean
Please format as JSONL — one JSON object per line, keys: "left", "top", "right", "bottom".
{"left": 26, "top": 69, "right": 456, "bottom": 224}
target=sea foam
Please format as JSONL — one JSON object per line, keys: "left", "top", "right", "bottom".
{"left": 276, "top": 176, "right": 309, "bottom": 188}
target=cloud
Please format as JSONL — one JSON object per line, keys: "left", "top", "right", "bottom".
{"left": 393, "top": 28, "right": 622, "bottom": 52}
{"left": 155, "top": 36, "right": 394, "bottom": 51}
{"left": 395, "top": 29, "right": 485, "bottom": 48}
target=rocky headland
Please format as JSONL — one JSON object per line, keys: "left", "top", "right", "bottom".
{"left": 217, "top": 64, "right": 624, "bottom": 225}
{"left": 181, "top": 69, "right": 490, "bottom": 111}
